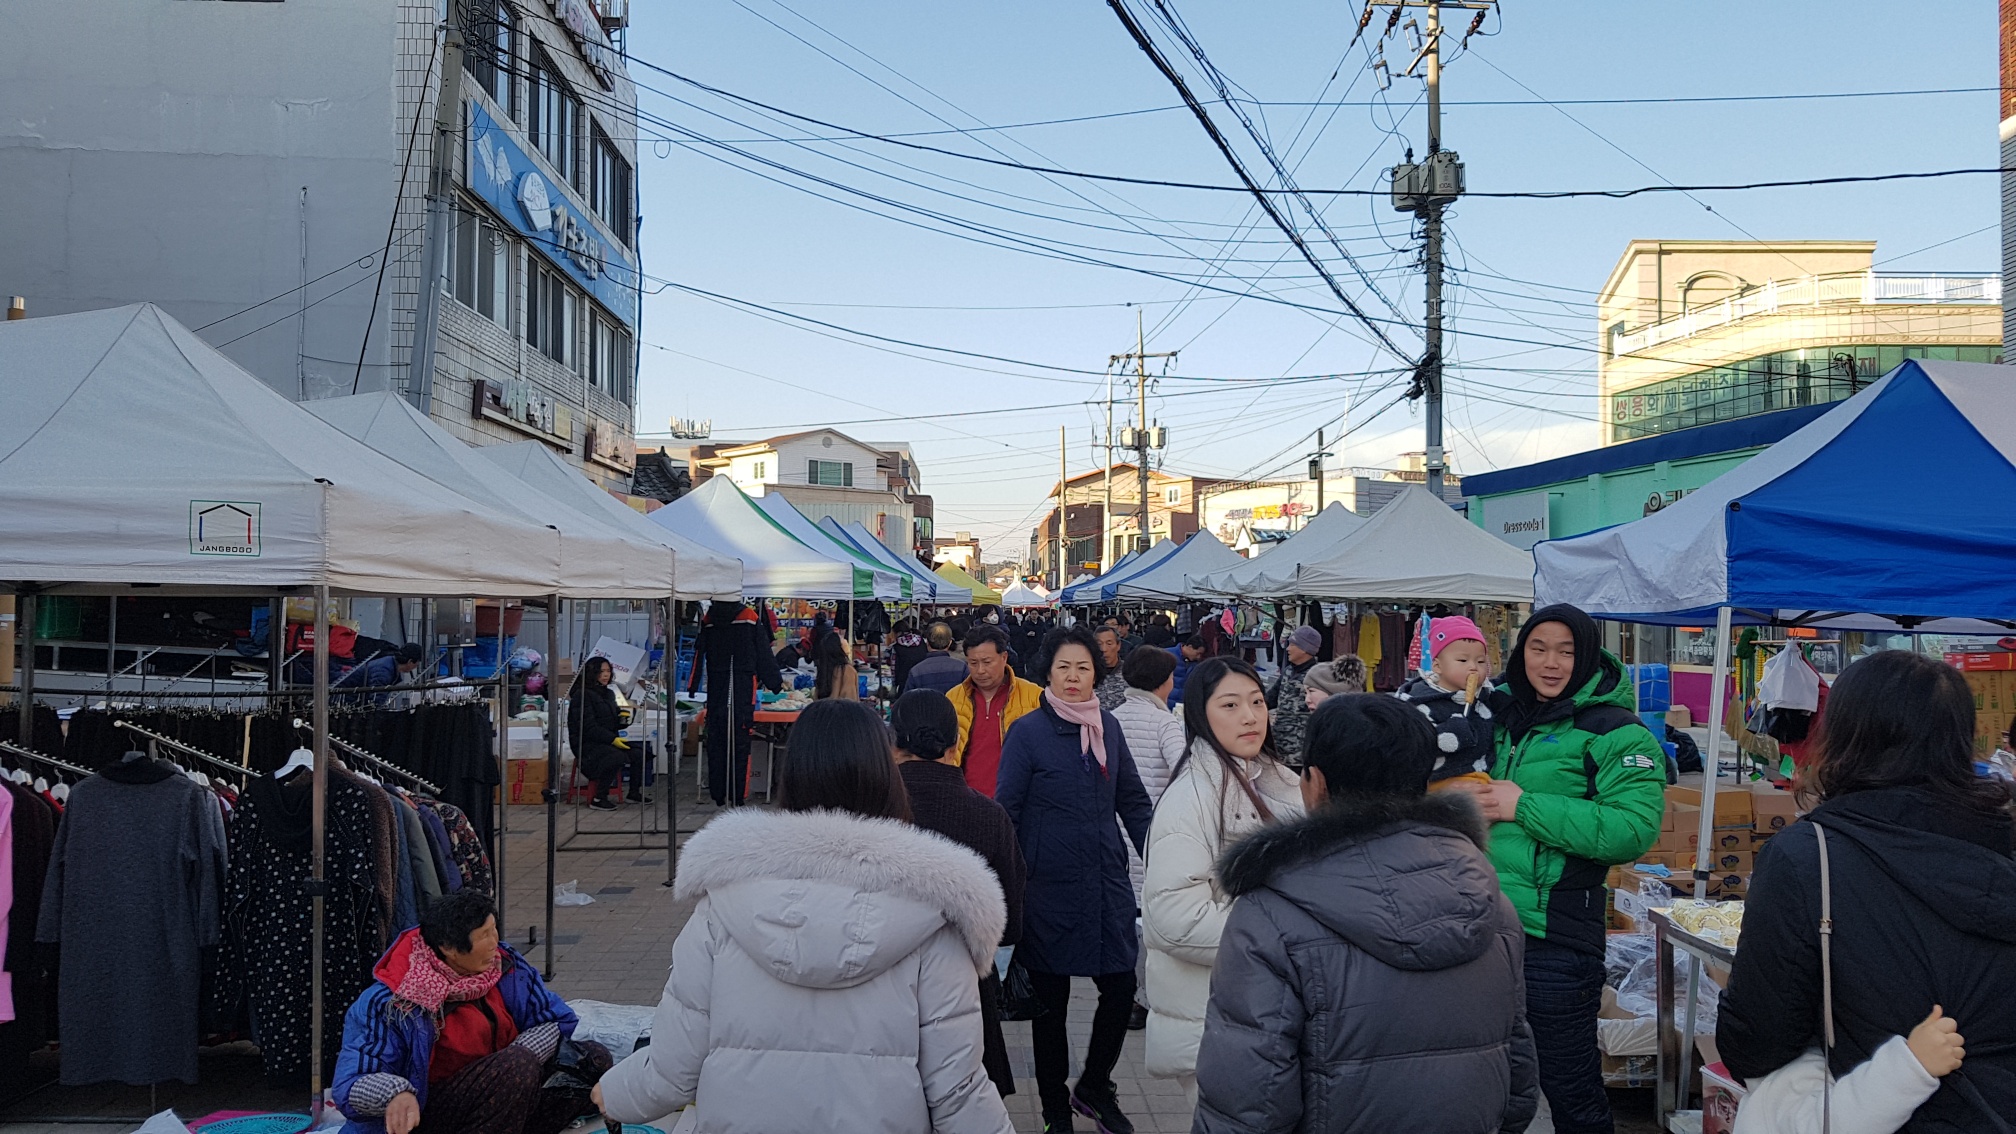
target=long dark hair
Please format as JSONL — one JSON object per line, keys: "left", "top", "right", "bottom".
{"left": 1173, "top": 656, "right": 1281, "bottom": 831}
{"left": 776, "top": 699, "right": 911, "bottom": 821}
{"left": 1806, "top": 649, "right": 2010, "bottom": 814}
{"left": 813, "top": 630, "right": 854, "bottom": 700}
{"left": 569, "top": 655, "right": 613, "bottom": 701}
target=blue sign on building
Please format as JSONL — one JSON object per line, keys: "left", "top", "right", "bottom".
{"left": 466, "top": 100, "right": 639, "bottom": 329}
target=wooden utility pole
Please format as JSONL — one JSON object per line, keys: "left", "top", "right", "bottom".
{"left": 1055, "top": 426, "right": 1067, "bottom": 590}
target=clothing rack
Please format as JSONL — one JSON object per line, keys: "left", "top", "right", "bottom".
{"left": 291, "top": 716, "right": 442, "bottom": 795}
{"left": 0, "top": 738, "right": 93, "bottom": 779}
{"left": 112, "top": 719, "right": 251, "bottom": 784}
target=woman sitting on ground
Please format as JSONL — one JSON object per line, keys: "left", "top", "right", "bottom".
{"left": 333, "top": 891, "right": 605, "bottom": 1134}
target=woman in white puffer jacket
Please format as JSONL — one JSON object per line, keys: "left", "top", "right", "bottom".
{"left": 594, "top": 700, "right": 1012, "bottom": 1134}
{"left": 1142, "top": 657, "right": 1303, "bottom": 1105}
{"left": 1109, "top": 646, "right": 1186, "bottom": 896}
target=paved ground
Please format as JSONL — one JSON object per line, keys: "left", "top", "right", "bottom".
{"left": 0, "top": 768, "right": 1661, "bottom": 1132}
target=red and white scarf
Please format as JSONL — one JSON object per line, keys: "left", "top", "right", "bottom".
{"left": 394, "top": 933, "right": 504, "bottom": 1017}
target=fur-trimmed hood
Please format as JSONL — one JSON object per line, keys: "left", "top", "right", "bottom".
{"left": 675, "top": 807, "right": 1007, "bottom": 979}
{"left": 1216, "top": 792, "right": 1504, "bottom": 973}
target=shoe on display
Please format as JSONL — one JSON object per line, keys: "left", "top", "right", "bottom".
{"left": 588, "top": 797, "right": 619, "bottom": 811}
{"left": 1126, "top": 1002, "right": 1147, "bottom": 1031}
{"left": 1070, "top": 1081, "right": 1134, "bottom": 1134}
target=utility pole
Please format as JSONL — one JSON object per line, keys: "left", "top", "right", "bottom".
{"left": 1101, "top": 366, "right": 1115, "bottom": 573}
{"left": 1056, "top": 425, "right": 1067, "bottom": 590}
{"left": 1109, "top": 313, "right": 1176, "bottom": 554}
{"left": 1308, "top": 427, "right": 1333, "bottom": 517}
{"left": 1375, "top": 0, "right": 1490, "bottom": 502}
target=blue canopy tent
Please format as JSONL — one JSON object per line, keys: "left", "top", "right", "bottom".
{"left": 1534, "top": 359, "right": 2016, "bottom": 902}
{"left": 1060, "top": 538, "right": 1180, "bottom": 605}
{"left": 817, "top": 517, "right": 969, "bottom": 604}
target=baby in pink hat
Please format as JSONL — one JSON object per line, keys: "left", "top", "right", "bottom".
{"left": 1395, "top": 615, "right": 1504, "bottom": 788}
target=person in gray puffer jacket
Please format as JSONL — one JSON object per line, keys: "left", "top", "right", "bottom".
{"left": 1192, "top": 693, "right": 1537, "bottom": 1134}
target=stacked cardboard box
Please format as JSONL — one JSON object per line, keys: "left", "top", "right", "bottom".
{"left": 1605, "top": 782, "right": 1800, "bottom": 907}
{"left": 505, "top": 758, "right": 549, "bottom": 805}
{"left": 1956, "top": 666, "right": 2016, "bottom": 758}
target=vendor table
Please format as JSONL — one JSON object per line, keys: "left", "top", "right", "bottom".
{"left": 692, "top": 707, "right": 802, "bottom": 801}
{"left": 1651, "top": 908, "right": 1737, "bottom": 1132}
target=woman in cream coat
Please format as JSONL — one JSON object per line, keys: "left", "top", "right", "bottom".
{"left": 1142, "top": 656, "right": 1304, "bottom": 1103}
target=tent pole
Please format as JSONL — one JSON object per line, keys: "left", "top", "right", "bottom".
{"left": 308, "top": 584, "right": 331, "bottom": 1117}
{"left": 17, "top": 593, "right": 35, "bottom": 744}
{"left": 1694, "top": 605, "right": 1734, "bottom": 901}
{"left": 665, "top": 596, "right": 678, "bottom": 889}
{"left": 493, "top": 597, "right": 507, "bottom": 936}
{"left": 545, "top": 593, "right": 560, "bottom": 979}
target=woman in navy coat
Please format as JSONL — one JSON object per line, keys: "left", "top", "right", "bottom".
{"left": 997, "top": 623, "right": 1153, "bottom": 1134}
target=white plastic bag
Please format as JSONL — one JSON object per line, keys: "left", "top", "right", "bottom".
{"left": 129, "top": 1112, "right": 186, "bottom": 1134}
{"left": 569, "top": 998, "right": 657, "bottom": 1055}
{"left": 554, "top": 880, "right": 596, "bottom": 906}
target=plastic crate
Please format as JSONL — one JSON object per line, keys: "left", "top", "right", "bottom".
{"left": 1629, "top": 664, "right": 1672, "bottom": 712}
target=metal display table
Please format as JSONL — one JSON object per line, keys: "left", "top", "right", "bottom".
{"left": 1651, "top": 908, "right": 1738, "bottom": 1132}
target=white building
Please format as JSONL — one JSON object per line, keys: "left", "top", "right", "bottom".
{"left": 0, "top": 0, "right": 643, "bottom": 489}
{"left": 699, "top": 429, "right": 931, "bottom": 556}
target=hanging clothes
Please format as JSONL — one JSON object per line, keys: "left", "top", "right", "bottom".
{"left": 1374, "top": 612, "right": 1411, "bottom": 692}
{"left": 1356, "top": 614, "right": 1383, "bottom": 679}
{"left": 36, "top": 758, "right": 227, "bottom": 1086}
{"left": 422, "top": 800, "right": 494, "bottom": 897}
{"left": 221, "top": 770, "right": 383, "bottom": 1085}
{"left": 0, "top": 779, "right": 57, "bottom": 1087}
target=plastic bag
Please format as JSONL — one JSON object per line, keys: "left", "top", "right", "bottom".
{"left": 569, "top": 998, "right": 658, "bottom": 1055}
{"left": 998, "top": 951, "right": 1047, "bottom": 1021}
{"left": 554, "top": 880, "right": 596, "bottom": 906}
{"left": 129, "top": 1112, "right": 187, "bottom": 1134}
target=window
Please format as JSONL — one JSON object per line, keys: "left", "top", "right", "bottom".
{"left": 753, "top": 461, "right": 767, "bottom": 480}
{"left": 527, "top": 48, "right": 579, "bottom": 187}
{"left": 588, "top": 124, "right": 633, "bottom": 246}
{"left": 588, "top": 314, "right": 633, "bottom": 401}
{"left": 447, "top": 207, "right": 511, "bottom": 326}
{"left": 526, "top": 264, "right": 576, "bottom": 368}
{"left": 462, "top": 2, "right": 515, "bottom": 120}
{"left": 1165, "top": 486, "right": 1181, "bottom": 504}
{"left": 807, "top": 459, "right": 854, "bottom": 487}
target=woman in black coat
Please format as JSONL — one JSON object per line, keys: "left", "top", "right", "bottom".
{"left": 996, "top": 625, "right": 1152, "bottom": 1134}
{"left": 891, "top": 690, "right": 1026, "bottom": 1100}
{"left": 1718, "top": 650, "right": 2016, "bottom": 1132}
{"left": 567, "top": 656, "right": 626, "bottom": 810}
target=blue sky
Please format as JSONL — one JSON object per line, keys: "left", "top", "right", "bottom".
{"left": 622, "top": 1, "right": 1998, "bottom": 557}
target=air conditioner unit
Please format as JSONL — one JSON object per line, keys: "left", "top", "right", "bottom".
{"left": 599, "top": 0, "right": 629, "bottom": 30}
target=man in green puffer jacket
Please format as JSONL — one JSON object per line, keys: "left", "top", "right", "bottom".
{"left": 1454, "top": 603, "right": 1665, "bottom": 1134}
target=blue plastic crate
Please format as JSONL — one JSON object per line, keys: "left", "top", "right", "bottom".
{"left": 1629, "top": 664, "right": 1672, "bottom": 712}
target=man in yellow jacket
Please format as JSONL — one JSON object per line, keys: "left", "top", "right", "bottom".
{"left": 945, "top": 625, "right": 1043, "bottom": 798}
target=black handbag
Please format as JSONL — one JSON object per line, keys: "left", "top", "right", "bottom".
{"left": 997, "top": 951, "right": 1047, "bottom": 1022}
{"left": 539, "top": 1038, "right": 609, "bottom": 1121}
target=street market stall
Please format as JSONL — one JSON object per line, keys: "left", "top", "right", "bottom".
{"left": 1533, "top": 358, "right": 2016, "bottom": 1129}
{"left": 0, "top": 304, "right": 621, "bottom": 1116}
{"left": 646, "top": 475, "right": 873, "bottom": 601}
{"left": 1285, "top": 486, "right": 1534, "bottom": 604}
{"left": 999, "top": 582, "right": 1054, "bottom": 608}
{"left": 752, "top": 492, "right": 906, "bottom": 601}
{"left": 1111, "top": 529, "right": 1245, "bottom": 601}
{"left": 1191, "top": 502, "right": 1367, "bottom": 600}
{"left": 1059, "top": 538, "right": 1177, "bottom": 605}
{"left": 818, "top": 517, "right": 969, "bottom": 604}
{"left": 933, "top": 562, "right": 1002, "bottom": 605}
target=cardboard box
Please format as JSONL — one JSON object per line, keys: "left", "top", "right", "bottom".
{"left": 505, "top": 759, "right": 549, "bottom": 805}
{"left": 1665, "top": 705, "right": 1693, "bottom": 729}
{"left": 1667, "top": 784, "right": 1754, "bottom": 829}
{"left": 1600, "top": 1054, "right": 1657, "bottom": 1089}
{"left": 1706, "top": 871, "right": 1747, "bottom": 897}
{"left": 1708, "top": 828, "right": 1749, "bottom": 852}
{"left": 1964, "top": 670, "right": 2016, "bottom": 757}
{"left": 1751, "top": 782, "right": 1798, "bottom": 831}
{"left": 1656, "top": 803, "right": 1701, "bottom": 853}
{"left": 1709, "top": 848, "right": 1753, "bottom": 873}
{"left": 1948, "top": 649, "right": 2016, "bottom": 672}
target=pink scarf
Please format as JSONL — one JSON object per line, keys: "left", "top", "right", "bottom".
{"left": 1046, "top": 689, "right": 1108, "bottom": 771}
{"left": 394, "top": 933, "right": 504, "bottom": 1017}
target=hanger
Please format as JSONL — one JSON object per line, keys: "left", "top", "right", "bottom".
{"left": 275, "top": 746, "right": 315, "bottom": 779}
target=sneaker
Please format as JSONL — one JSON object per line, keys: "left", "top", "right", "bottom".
{"left": 588, "top": 797, "right": 619, "bottom": 811}
{"left": 1126, "top": 1002, "right": 1148, "bottom": 1031}
{"left": 1041, "top": 1109, "right": 1078, "bottom": 1134}
{"left": 1070, "top": 1081, "right": 1134, "bottom": 1134}
{"left": 626, "top": 789, "right": 649, "bottom": 803}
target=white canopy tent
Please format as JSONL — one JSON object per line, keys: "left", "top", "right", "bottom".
{"left": 817, "top": 517, "right": 967, "bottom": 604}
{"left": 1113, "top": 530, "right": 1246, "bottom": 600}
{"left": 644, "top": 476, "right": 865, "bottom": 601}
{"left": 0, "top": 304, "right": 564, "bottom": 596}
{"left": 471, "top": 442, "right": 742, "bottom": 602}
{"left": 307, "top": 393, "right": 676, "bottom": 599}
{"left": 1192, "top": 503, "right": 1368, "bottom": 599}
{"left": 1290, "top": 487, "right": 1534, "bottom": 603}
{"left": 1060, "top": 539, "right": 1178, "bottom": 604}
{"left": 999, "top": 582, "right": 1053, "bottom": 608}
{"left": 752, "top": 494, "right": 905, "bottom": 601}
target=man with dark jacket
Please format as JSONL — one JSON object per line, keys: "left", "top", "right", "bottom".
{"left": 1193, "top": 694, "right": 1537, "bottom": 1133}
{"left": 902, "top": 622, "right": 967, "bottom": 695}
{"left": 887, "top": 618, "right": 929, "bottom": 691}
{"left": 689, "top": 601, "right": 784, "bottom": 807}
